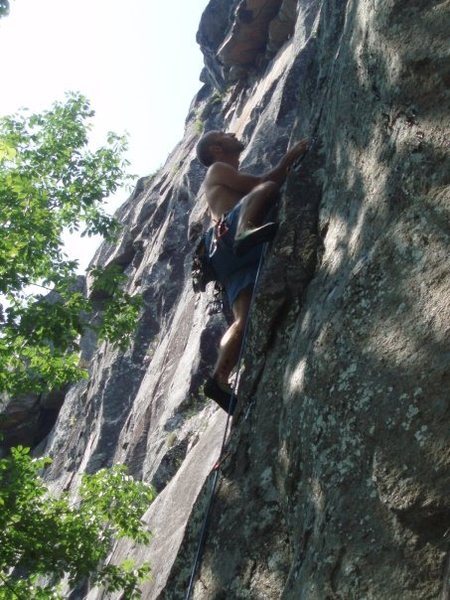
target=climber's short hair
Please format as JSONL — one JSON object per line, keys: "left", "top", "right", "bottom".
{"left": 196, "top": 130, "right": 221, "bottom": 167}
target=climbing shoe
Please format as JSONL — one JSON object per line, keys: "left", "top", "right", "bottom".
{"left": 233, "top": 222, "right": 278, "bottom": 257}
{"left": 204, "top": 377, "right": 237, "bottom": 415}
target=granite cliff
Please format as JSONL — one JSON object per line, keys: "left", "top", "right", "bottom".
{"left": 9, "top": 0, "right": 450, "bottom": 598}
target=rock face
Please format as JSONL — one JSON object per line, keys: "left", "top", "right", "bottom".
{"left": 32, "top": 0, "right": 450, "bottom": 598}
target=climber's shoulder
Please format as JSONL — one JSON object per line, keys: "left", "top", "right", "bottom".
{"left": 206, "top": 162, "right": 260, "bottom": 195}
{"left": 205, "top": 161, "right": 237, "bottom": 182}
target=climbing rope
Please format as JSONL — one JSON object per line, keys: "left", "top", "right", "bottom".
{"left": 185, "top": 114, "right": 324, "bottom": 599}
{"left": 185, "top": 241, "right": 268, "bottom": 599}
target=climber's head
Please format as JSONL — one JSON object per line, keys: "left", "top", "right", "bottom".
{"left": 196, "top": 130, "right": 244, "bottom": 167}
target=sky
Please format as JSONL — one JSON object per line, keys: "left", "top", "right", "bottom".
{"left": 0, "top": 0, "right": 210, "bottom": 269}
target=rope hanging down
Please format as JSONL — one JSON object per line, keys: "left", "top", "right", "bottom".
{"left": 185, "top": 119, "right": 323, "bottom": 600}
{"left": 185, "top": 241, "right": 269, "bottom": 600}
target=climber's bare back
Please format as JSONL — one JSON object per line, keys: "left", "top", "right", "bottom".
{"left": 203, "top": 165, "right": 244, "bottom": 221}
{"left": 203, "top": 161, "right": 261, "bottom": 222}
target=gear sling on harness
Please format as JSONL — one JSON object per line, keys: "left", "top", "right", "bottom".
{"left": 191, "top": 226, "right": 217, "bottom": 294}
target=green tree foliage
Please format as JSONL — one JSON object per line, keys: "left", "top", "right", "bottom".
{"left": 0, "top": 446, "right": 155, "bottom": 598}
{"left": 88, "top": 264, "right": 143, "bottom": 351}
{"left": 0, "top": 92, "right": 142, "bottom": 396}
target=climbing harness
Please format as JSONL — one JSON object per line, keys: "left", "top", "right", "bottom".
{"left": 185, "top": 116, "right": 324, "bottom": 599}
{"left": 215, "top": 216, "right": 230, "bottom": 241}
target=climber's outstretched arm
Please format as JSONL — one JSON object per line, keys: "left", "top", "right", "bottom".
{"left": 260, "top": 138, "right": 309, "bottom": 185}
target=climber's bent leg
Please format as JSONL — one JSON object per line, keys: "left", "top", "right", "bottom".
{"left": 234, "top": 182, "right": 279, "bottom": 256}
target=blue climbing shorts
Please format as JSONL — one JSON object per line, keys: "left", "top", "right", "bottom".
{"left": 209, "top": 201, "right": 264, "bottom": 308}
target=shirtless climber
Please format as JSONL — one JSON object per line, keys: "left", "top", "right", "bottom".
{"left": 196, "top": 130, "right": 308, "bottom": 413}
